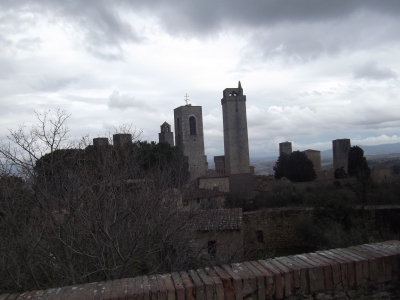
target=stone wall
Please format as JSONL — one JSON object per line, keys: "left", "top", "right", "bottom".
{"left": 243, "top": 205, "right": 400, "bottom": 251}
{"left": 198, "top": 176, "right": 230, "bottom": 193}
{"left": 195, "top": 230, "right": 243, "bottom": 262}
{"left": 2, "top": 241, "right": 399, "bottom": 299}
{"left": 373, "top": 166, "right": 392, "bottom": 182}
{"left": 243, "top": 207, "right": 313, "bottom": 251}
{"left": 302, "top": 149, "right": 321, "bottom": 171}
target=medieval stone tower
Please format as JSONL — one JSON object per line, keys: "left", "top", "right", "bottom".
{"left": 174, "top": 104, "right": 208, "bottom": 179}
{"left": 279, "top": 142, "right": 292, "bottom": 156}
{"left": 158, "top": 122, "right": 174, "bottom": 147}
{"left": 332, "top": 138, "right": 351, "bottom": 172}
{"left": 221, "top": 81, "right": 250, "bottom": 175}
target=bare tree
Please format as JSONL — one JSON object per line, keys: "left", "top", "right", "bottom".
{"left": 0, "top": 110, "right": 241, "bottom": 293}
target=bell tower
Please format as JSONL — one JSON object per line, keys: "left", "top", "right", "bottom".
{"left": 221, "top": 81, "right": 250, "bottom": 175}
{"left": 174, "top": 96, "right": 208, "bottom": 179}
{"left": 158, "top": 122, "right": 174, "bottom": 147}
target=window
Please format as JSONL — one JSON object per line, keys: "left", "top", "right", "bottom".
{"left": 176, "top": 118, "right": 180, "bottom": 132}
{"left": 256, "top": 230, "right": 264, "bottom": 243}
{"left": 196, "top": 198, "right": 201, "bottom": 204}
{"left": 208, "top": 241, "right": 217, "bottom": 256}
{"left": 183, "top": 199, "right": 188, "bottom": 206}
{"left": 189, "top": 116, "right": 196, "bottom": 135}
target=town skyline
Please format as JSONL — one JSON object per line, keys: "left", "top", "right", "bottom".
{"left": 1, "top": 1, "right": 399, "bottom": 158}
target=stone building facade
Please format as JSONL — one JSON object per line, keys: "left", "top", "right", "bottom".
{"left": 302, "top": 149, "right": 322, "bottom": 171}
{"left": 332, "top": 138, "right": 351, "bottom": 172}
{"left": 158, "top": 121, "right": 174, "bottom": 147}
{"left": 93, "top": 137, "right": 109, "bottom": 146}
{"left": 221, "top": 82, "right": 250, "bottom": 175}
{"left": 180, "top": 188, "right": 227, "bottom": 210}
{"left": 243, "top": 207, "right": 312, "bottom": 252}
{"left": 198, "top": 173, "right": 230, "bottom": 193}
{"left": 279, "top": 141, "right": 292, "bottom": 155}
{"left": 174, "top": 105, "right": 208, "bottom": 179}
{"left": 373, "top": 166, "right": 392, "bottom": 182}
{"left": 192, "top": 208, "right": 243, "bottom": 263}
{"left": 214, "top": 155, "right": 226, "bottom": 174}
{"left": 113, "top": 133, "right": 132, "bottom": 146}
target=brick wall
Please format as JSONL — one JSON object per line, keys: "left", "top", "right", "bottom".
{"left": 2, "top": 241, "right": 399, "bottom": 299}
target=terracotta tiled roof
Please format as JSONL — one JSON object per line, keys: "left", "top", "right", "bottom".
{"left": 184, "top": 208, "right": 242, "bottom": 231}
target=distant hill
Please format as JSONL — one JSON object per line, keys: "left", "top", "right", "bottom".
{"left": 208, "top": 143, "right": 400, "bottom": 174}
{"left": 321, "top": 142, "right": 400, "bottom": 158}
{"left": 249, "top": 142, "right": 400, "bottom": 175}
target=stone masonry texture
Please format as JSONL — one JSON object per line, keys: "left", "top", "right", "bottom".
{"left": 2, "top": 240, "right": 400, "bottom": 299}
{"left": 113, "top": 134, "right": 132, "bottom": 147}
{"left": 279, "top": 142, "right": 292, "bottom": 156}
{"left": 243, "top": 205, "right": 400, "bottom": 250}
{"left": 174, "top": 105, "right": 208, "bottom": 179}
{"left": 332, "top": 138, "right": 351, "bottom": 172}
{"left": 93, "top": 137, "right": 109, "bottom": 147}
{"left": 159, "top": 121, "right": 174, "bottom": 147}
{"left": 221, "top": 82, "right": 250, "bottom": 175}
{"left": 302, "top": 149, "right": 322, "bottom": 171}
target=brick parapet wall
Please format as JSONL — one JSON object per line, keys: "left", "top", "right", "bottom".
{"left": 1, "top": 241, "right": 399, "bottom": 300}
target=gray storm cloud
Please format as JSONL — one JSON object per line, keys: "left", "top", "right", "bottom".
{"left": 2, "top": 0, "right": 400, "bottom": 60}
{"left": 353, "top": 61, "right": 398, "bottom": 80}
{"left": 108, "top": 90, "right": 149, "bottom": 110}
{"left": 1, "top": 0, "right": 400, "bottom": 158}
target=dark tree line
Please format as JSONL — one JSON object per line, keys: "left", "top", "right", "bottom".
{"left": 273, "top": 151, "right": 317, "bottom": 182}
{"left": 0, "top": 110, "right": 231, "bottom": 294}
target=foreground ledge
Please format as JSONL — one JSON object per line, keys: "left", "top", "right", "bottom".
{"left": 1, "top": 240, "right": 399, "bottom": 300}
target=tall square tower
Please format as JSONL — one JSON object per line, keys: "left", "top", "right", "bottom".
{"left": 221, "top": 81, "right": 250, "bottom": 175}
{"left": 279, "top": 142, "right": 292, "bottom": 156}
{"left": 332, "top": 138, "right": 351, "bottom": 172}
{"left": 174, "top": 105, "right": 208, "bottom": 179}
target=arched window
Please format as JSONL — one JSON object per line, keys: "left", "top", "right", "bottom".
{"left": 189, "top": 116, "right": 196, "bottom": 135}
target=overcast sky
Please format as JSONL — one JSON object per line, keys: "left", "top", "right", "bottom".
{"left": 1, "top": 0, "right": 399, "bottom": 160}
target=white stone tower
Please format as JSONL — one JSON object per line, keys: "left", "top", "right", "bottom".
{"left": 221, "top": 81, "right": 250, "bottom": 175}
{"left": 158, "top": 122, "right": 174, "bottom": 147}
{"left": 174, "top": 103, "right": 208, "bottom": 179}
